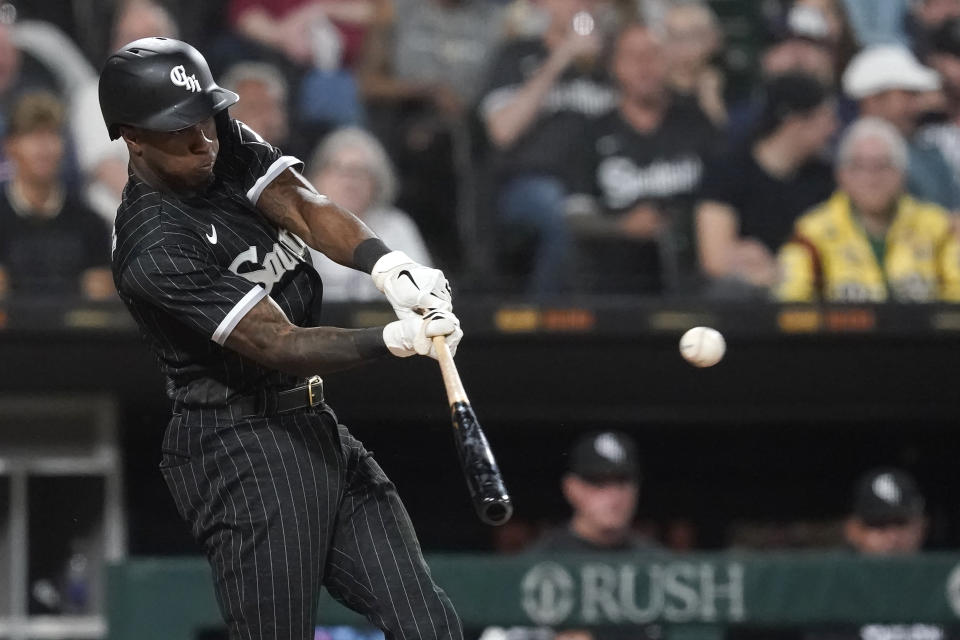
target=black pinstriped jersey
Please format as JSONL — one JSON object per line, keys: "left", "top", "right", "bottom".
{"left": 111, "top": 117, "right": 322, "bottom": 407}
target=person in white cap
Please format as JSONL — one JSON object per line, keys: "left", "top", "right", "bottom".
{"left": 842, "top": 44, "right": 960, "bottom": 211}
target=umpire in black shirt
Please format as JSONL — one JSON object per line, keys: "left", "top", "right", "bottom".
{"left": 100, "top": 38, "right": 463, "bottom": 640}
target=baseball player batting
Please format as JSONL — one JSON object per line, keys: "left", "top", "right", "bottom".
{"left": 100, "top": 38, "right": 464, "bottom": 640}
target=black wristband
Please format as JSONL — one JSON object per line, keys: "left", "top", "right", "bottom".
{"left": 353, "top": 238, "right": 391, "bottom": 273}
{"left": 352, "top": 326, "right": 390, "bottom": 359}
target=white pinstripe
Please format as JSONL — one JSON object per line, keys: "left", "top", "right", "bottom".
{"left": 384, "top": 498, "right": 439, "bottom": 639}
{"left": 236, "top": 423, "right": 279, "bottom": 636}
{"left": 359, "top": 495, "right": 408, "bottom": 639}
{"left": 215, "top": 428, "right": 266, "bottom": 639}
{"left": 373, "top": 498, "right": 424, "bottom": 638}
{"left": 249, "top": 424, "right": 295, "bottom": 639}
{"left": 292, "top": 416, "right": 322, "bottom": 603}
{"left": 209, "top": 410, "right": 253, "bottom": 640}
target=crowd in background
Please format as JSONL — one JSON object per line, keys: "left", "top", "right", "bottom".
{"left": 4, "top": 0, "right": 960, "bottom": 301}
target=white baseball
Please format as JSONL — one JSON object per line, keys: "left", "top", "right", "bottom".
{"left": 679, "top": 327, "right": 726, "bottom": 368}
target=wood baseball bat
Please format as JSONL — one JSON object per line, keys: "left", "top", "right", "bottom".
{"left": 432, "top": 336, "right": 513, "bottom": 526}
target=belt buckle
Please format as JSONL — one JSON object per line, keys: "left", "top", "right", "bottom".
{"left": 307, "top": 375, "right": 323, "bottom": 406}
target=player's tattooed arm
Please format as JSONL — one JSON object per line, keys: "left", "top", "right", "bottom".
{"left": 256, "top": 168, "right": 386, "bottom": 268}
{"left": 225, "top": 296, "right": 389, "bottom": 375}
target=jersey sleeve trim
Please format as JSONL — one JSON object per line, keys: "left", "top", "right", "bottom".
{"left": 246, "top": 155, "right": 302, "bottom": 205}
{"left": 211, "top": 284, "right": 269, "bottom": 345}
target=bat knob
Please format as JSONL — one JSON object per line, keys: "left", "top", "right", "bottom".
{"left": 479, "top": 497, "right": 514, "bottom": 526}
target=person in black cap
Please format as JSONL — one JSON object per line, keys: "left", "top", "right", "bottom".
{"left": 478, "top": 433, "right": 654, "bottom": 640}
{"left": 531, "top": 431, "right": 654, "bottom": 551}
{"left": 844, "top": 467, "right": 928, "bottom": 554}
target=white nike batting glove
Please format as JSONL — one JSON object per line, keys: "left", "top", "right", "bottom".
{"left": 371, "top": 251, "right": 453, "bottom": 321}
{"left": 382, "top": 309, "right": 463, "bottom": 360}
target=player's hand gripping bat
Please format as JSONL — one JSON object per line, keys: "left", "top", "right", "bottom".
{"left": 431, "top": 336, "right": 513, "bottom": 526}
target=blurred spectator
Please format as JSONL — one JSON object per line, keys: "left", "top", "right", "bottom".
{"left": 358, "top": 0, "right": 505, "bottom": 272}
{"left": 479, "top": 0, "right": 617, "bottom": 295}
{"left": 726, "top": 5, "right": 843, "bottom": 148}
{"left": 361, "top": 0, "right": 504, "bottom": 111}
{"left": 845, "top": 467, "right": 928, "bottom": 555}
{"left": 220, "top": 61, "right": 292, "bottom": 148}
{"left": 832, "top": 469, "right": 947, "bottom": 640}
{"left": 220, "top": 0, "right": 388, "bottom": 150}
{"left": 843, "top": 44, "right": 960, "bottom": 212}
{"left": 0, "top": 20, "right": 61, "bottom": 179}
{"left": 10, "top": 18, "right": 94, "bottom": 103}
{"left": 764, "top": 3, "right": 843, "bottom": 85}
{"left": 638, "top": 0, "right": 670, "bottom": 27}
{"left": 228, "top": 0, "right": 384, "bottom": 70}
{"left": 919, "top": 17, "right": 960, "bottom": 176}
{"left": 777, "top": 117, "right": 960, "bottom": 302}
{"left": 0, "top": 93, "right": 112, "bottom": 300}
{"left": 728, "top": 468, "right": 937, "bottom": 640}
{"left": 840, "top": 0, "right": 910, "bottom": 47}
{"left": 661, "top": 2, "right": 726, "bottom": 127}
{"left": 907, "top": 0, "right": 960, "bottom": 58}
{"left": 530, "top": 431, "right": 653, "bottom": 551}
{"left": 696, "top": 73, "right": 837, "bottom": 296}
{"left": 793, "top": 0, "right": 860, "bottom": 70}
{"left": 479, "top": 432, "right": 659, "bottom": 640}
{"left": 70, "top": 0, "right": 179, "bottom": 224}
{"left": 568, "top": 22, "right": 719, "bottom": 293}
{"left": 306, "top": 127, "right": 432, "bottom": 300}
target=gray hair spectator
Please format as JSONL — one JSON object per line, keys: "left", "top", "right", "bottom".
{"left": 837, "top": 116, "right": 910, "bottom": 169}
{"left": 310, "top": 126, "right": 396, "bottom": 208}
{"left": 776, "top": 116, "right": 960, "bottom": 302}
{"left": 306, "top": 127, "right": 431, "bottom": 301}
{"left": 220, "top": 61, "right": 290, "bottom": 148}
{"left": 842, "top": 44, "right": 960, "bottom": 212}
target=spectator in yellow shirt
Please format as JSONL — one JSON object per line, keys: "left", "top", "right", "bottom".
{"left": 776, "top": 116, "right": 960, "bottom": 302}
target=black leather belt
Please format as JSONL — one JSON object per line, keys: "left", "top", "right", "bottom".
{"left": 232, "top": 375, "right": 325, "bottom": 417}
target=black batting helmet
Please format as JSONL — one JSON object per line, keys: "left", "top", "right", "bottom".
{"left": 99, "top": 37, "right": 238, "bottom": 140}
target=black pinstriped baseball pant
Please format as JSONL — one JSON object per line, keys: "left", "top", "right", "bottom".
{"left": 159, "top": 404, "right": 463, "bottom": 640}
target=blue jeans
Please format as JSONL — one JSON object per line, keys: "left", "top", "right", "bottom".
{"left": 498, "top": 175, "right": 571, "bottom": 295}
